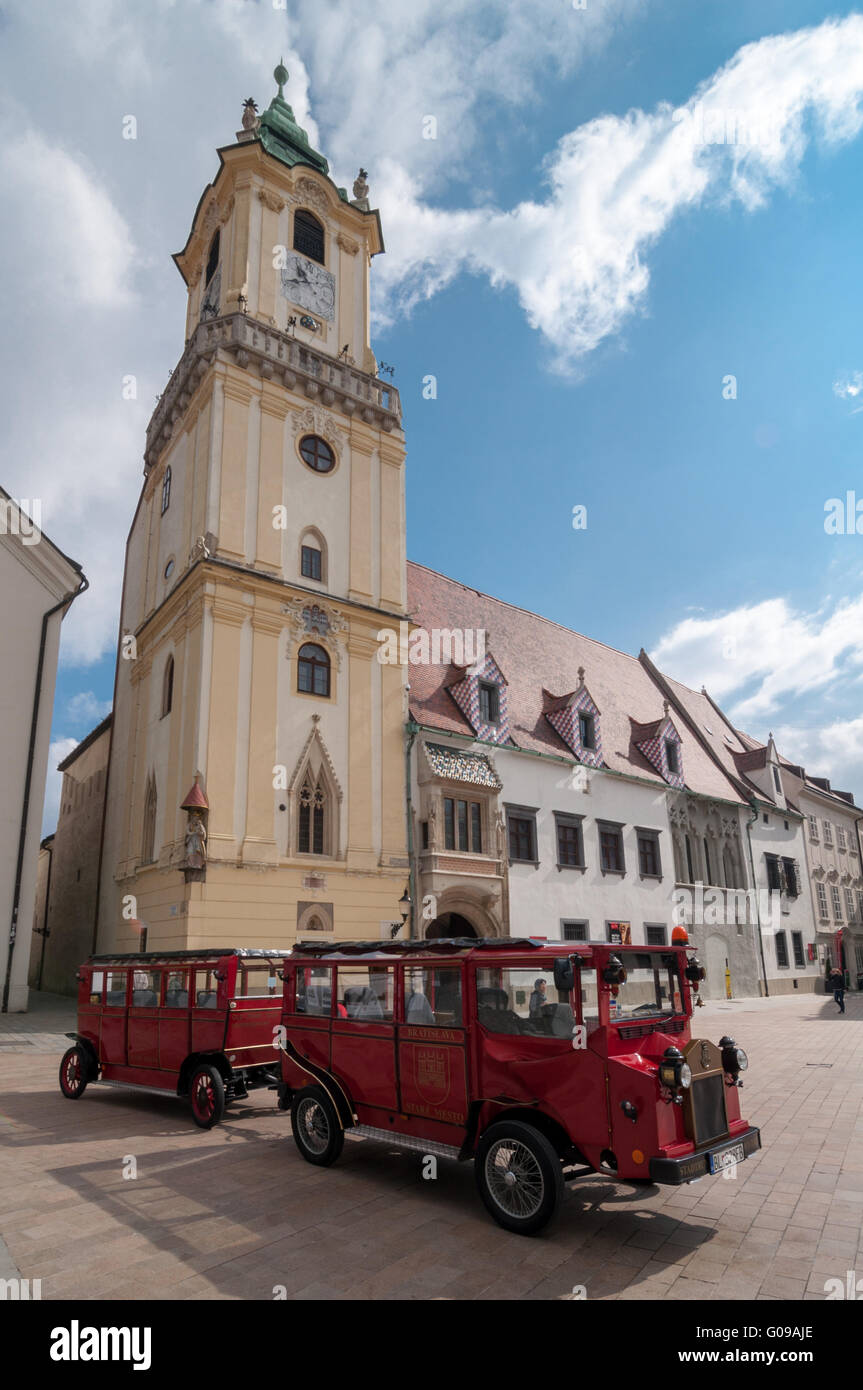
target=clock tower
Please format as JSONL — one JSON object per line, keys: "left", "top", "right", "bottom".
{"left": 97, "top": 65, "right": 409, "bottom": 952}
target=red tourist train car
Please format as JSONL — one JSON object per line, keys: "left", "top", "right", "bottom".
{"left": 59, "top": 948, "right": 291, "bottom": 1127}
{"left": 278, "top": 936, "right": 761, "bottom": 1233}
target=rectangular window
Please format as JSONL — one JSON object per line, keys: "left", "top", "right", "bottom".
{"left": 338, "top": 965, "right": 394, "bottom": 1021}
{"left": 823, "top": 821, "right": 833, "bottom": 845}
{"left": 470, "top": 802, "right": 482, "bottom": 854}
{"left": 130, "top": 969, "right": 159, "bottom": 1007}
{"left": 238, "top": 964, "right": 280, "bottom": 997}
{"left": 665, "top": 740, "right": 680, "bottom": 774}
{"left": 845, "top": 887, "right": 855, "bottom": 922}
{"left": 598, "top": 823, "right": 625, "bottom": 874}
{"left": 837, "top": 826, "right": 847, "bottom": 851}
{"left": 808, "top": 815, "right": 819, "bottom": 840}
{"left": 295, "top": 965, "right": 332, "bottom": 1016}
{"left": 775, "top": 932, "right": 789, "bottom": 968}
{"left": 703, "top": 837, "right": 713, "bottom": 885}
{"left": 781, "top": 858, "right": 798, "bottom": 898}
{"left": 403, "top": 966, "right": 462, "bottom": 1026}
{"left": 817, "top": 883, "right": 829, "bottom": 919}
{"left": 792, "top": 932, "right": 804, "bottom": 968}
{"left": 773, "top": 766, "right": 782, "bottom": 793}
{"left": 457, "top": 799, "right": 468, "bottom": 851}
{"left": 421, "top": 820, "right": 429, "bottom": 850}
{"left": 164, "top": 970, "right": 188, "bottom": 1008}
{"left": 562, "top": 920, "right": 588, "bottom": 942}
{"left": 831, "top": 885, "right": 843, "bottom": 921}
{"left": 645, "top": 923, "right": 667, "bottom": 947}
{"left": 193, "top": 968, "right": 220, "bottom": 1009}
{"left": 88, "top": 969, "right": 105, "bottom": 1005}
{"left": 507, "top": 809, "right": 537, "bottom": 863}
{"left": 475, "top": 966, "right": 573, "bottom": 1036}
{"left": 478, "top": 682, "right": 500, "bottom": 725}
{"left": 444, "top": 798, "right": 482, "bottom": 853}
{"left": 685, "top": 835, "right": 695, "bottom": 883}
{"left": 858, "top": 890, "right": 863, "bottom": 922}
{"left": 578, "top": 712, "right": 595, "bottom": 749}
{"left": 765, "top": 854, "right": 782, "bottom": 892}
{"left": 301, "top": 545, "right": 322, "bottom": 581}
{"left": 637, "top": 830, "right": 661, "bottom": 878}
{"left": 555, "top": 813, "right": 584, "bottom": 868}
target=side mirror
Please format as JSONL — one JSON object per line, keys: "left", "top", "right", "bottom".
{"left": 553, "top": 957, "right": 575, "bottom": 993}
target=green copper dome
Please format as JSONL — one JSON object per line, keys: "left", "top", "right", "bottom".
{"left": 257, "top": 61, "right": 328, "bottom": 175}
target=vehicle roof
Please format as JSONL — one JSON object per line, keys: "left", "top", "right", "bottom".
{"left": 86, "top": 948, "right": 293, "bottom": 965}
{"left": 292, "top": 937, "right": 692, "bottom": 962}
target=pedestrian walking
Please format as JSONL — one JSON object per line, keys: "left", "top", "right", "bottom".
{"left": 829, "top": 965, "right": 846, "bottom": 1014}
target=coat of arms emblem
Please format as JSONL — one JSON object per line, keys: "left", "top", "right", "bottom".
{"left": 415, "top": 1047, "right": 450, "bottom": 1107}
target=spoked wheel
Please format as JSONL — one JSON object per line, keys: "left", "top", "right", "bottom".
{"left": 59, "top": 1045, "right": 91, "bottom": 1099}
{"left": 189, "top": 1063, "right": 226, "bottom": 1130}
{"left": 290, "top": 1086, "right": 344, "bottom": 1167}
{"left": 475, "top": 1120, "right": 564, "bottom": 1234}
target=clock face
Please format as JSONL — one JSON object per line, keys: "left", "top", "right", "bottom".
{"left": 280, "top": 253, "right": 336, "bottom": 322}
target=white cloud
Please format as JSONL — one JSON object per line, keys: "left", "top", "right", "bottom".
{"left": 369, "top": 14, "right": 863, "bottom": 369}
{"left": 833, "top": 370, "right": 863, "bottom": 399}
{"left": 0, "top": 129, "right": 138, "bottom": 309}
{"left": 41, "top": 737, "right": 80, "bottom": 838}
{"left": 651, "top": 593, "right": 863, "bottom": 723}
{"left": 64, "top": 691, "right": 113, "bottom": 726}
{"left": 773, "top": 717, "right": 863, "bottom": 800}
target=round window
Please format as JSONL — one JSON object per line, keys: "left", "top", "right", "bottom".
{"left": 299, "top": 434, "right": 335, "bottom": 473}
{"left": 164, "top": 559, "right": 175, "bottom": 579}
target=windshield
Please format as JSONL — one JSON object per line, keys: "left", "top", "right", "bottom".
{"left": 609, "top": 952, "right": 684, "bottom": 1023}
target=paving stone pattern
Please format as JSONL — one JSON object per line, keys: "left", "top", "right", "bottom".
{"left": 0, "top": 989, "right": 861, "bottom": 1301}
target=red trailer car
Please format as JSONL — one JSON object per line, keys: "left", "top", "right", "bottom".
{"left": 59, "top": 948, "right": 291, "bottom": 1128}
{"left": 278, "top": 936, "right": 761, "bottom": 1233}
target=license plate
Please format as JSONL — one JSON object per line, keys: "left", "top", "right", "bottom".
{"left": 709, "top": 1141, "right": 745, "bottom": 1173}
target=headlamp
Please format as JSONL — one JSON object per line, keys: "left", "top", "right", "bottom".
{"left": 719, "top": 1035, "right": 748, "bottom": 1083}
{"left": 658, "top": 1046, "right": 691, "bottom": 1091}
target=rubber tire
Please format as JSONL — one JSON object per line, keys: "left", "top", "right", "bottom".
{"left": 189, "top": 1063, "right": 226, "bottom": 1130}
{"left": 475, "top": 1120, "right": 564, "bottom": 1235}
{"left": 59, "top": 1044, "right": 90, "bottom": 1099}
{"left": 290, "top": 1086, "right": 345, "bottom": 1167}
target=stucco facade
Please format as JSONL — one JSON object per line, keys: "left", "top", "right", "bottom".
{"left": 0, "top": 490, "right": 84, "bottom": 1011}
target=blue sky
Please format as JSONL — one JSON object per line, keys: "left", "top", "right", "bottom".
{"left": 2, "top": 0, "right": 863, "bottom": 828}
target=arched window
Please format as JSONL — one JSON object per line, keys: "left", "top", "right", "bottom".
{"left": 161, "top": 465, "right": 171, "bottom": 515}
{"left": 142, "top": 775, "right": 157, "bottom": 865}
{"left": 298, "top": 643, "right": 330, "bottom": 697}
{"left": 205, "top": 229, "right": 220, "bottom": 286}
{"left": 300, "top": 528, "right": 326, "bottom": 584}
{"left": 293, "top": 209, "right": 325, "bottom": 264}
{"left": 298, "top": 774, "right": 327, "bottom": 855}
{"left": 161, "top": 656, "right": 174, "bottom": 717}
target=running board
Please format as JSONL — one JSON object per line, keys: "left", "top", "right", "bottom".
{"left": 346, "top": 1124, "right": 462, "bottom": 1162}
{"left": 93, "top": 1080, "right": 179, "bottom": 1100}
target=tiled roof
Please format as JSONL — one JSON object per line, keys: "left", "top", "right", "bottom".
{"left": 423, "top": 742, "right": 502, "bottom": 789}
{"left": 406, "top": 564, "right": 744, "bottom": 804}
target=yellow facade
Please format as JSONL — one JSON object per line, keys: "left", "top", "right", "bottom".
{"left": 97, "top": 84, "right": 409, "bottom": 952}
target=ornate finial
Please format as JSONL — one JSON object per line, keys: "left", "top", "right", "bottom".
{"left": 241, "top": 97, "right": 259, "bottom": 131}
{"left": 353, "top": 167, "right": 369, "bottom": 202}
{"left": 577, "top": 666, "right": 585, "bottom": 683}
{"left": 663, "top": 699, "right": 670, "bottom": 716}
{"left": 274, "top": 59, "right": 288, "bottom": 99}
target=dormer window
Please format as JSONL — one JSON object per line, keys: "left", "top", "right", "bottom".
{"left": 773, "top": 766, "right": 781, "bottom": 793}
{"left": 665, "top": 739, "right": 680, "bottom": 775}
{"left": 479, "top": 682, "right": 500, "bottom": 725}
{"left": 294, "top": 209, "right": 325, "bottom": 265}
{"left": 579, "top": 712, "right": 596, "bottom": 750}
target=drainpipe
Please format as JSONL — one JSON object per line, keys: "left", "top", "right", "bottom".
{"left": 405, "top": 718, "right": 420, "bottom": 939}
{"left": 2, "top": 574, "right": 88, "bottom": 1012}
{"left": 36, "top": 837, "right": 54, "bottom": 991}
{"left": 745, "top": 798, "right": 769, "bottom": 998}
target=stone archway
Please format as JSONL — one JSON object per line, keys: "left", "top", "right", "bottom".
{"left": 426, "top": 912, "right": 478, "bottom": 940}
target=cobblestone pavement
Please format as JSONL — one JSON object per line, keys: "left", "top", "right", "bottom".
{"left": 1, "top": 989, "right": 861, "bottom": 1301}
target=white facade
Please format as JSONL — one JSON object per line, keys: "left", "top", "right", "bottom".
{"left": 0, "top": 490, "right": 83, "bottom": 1011}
